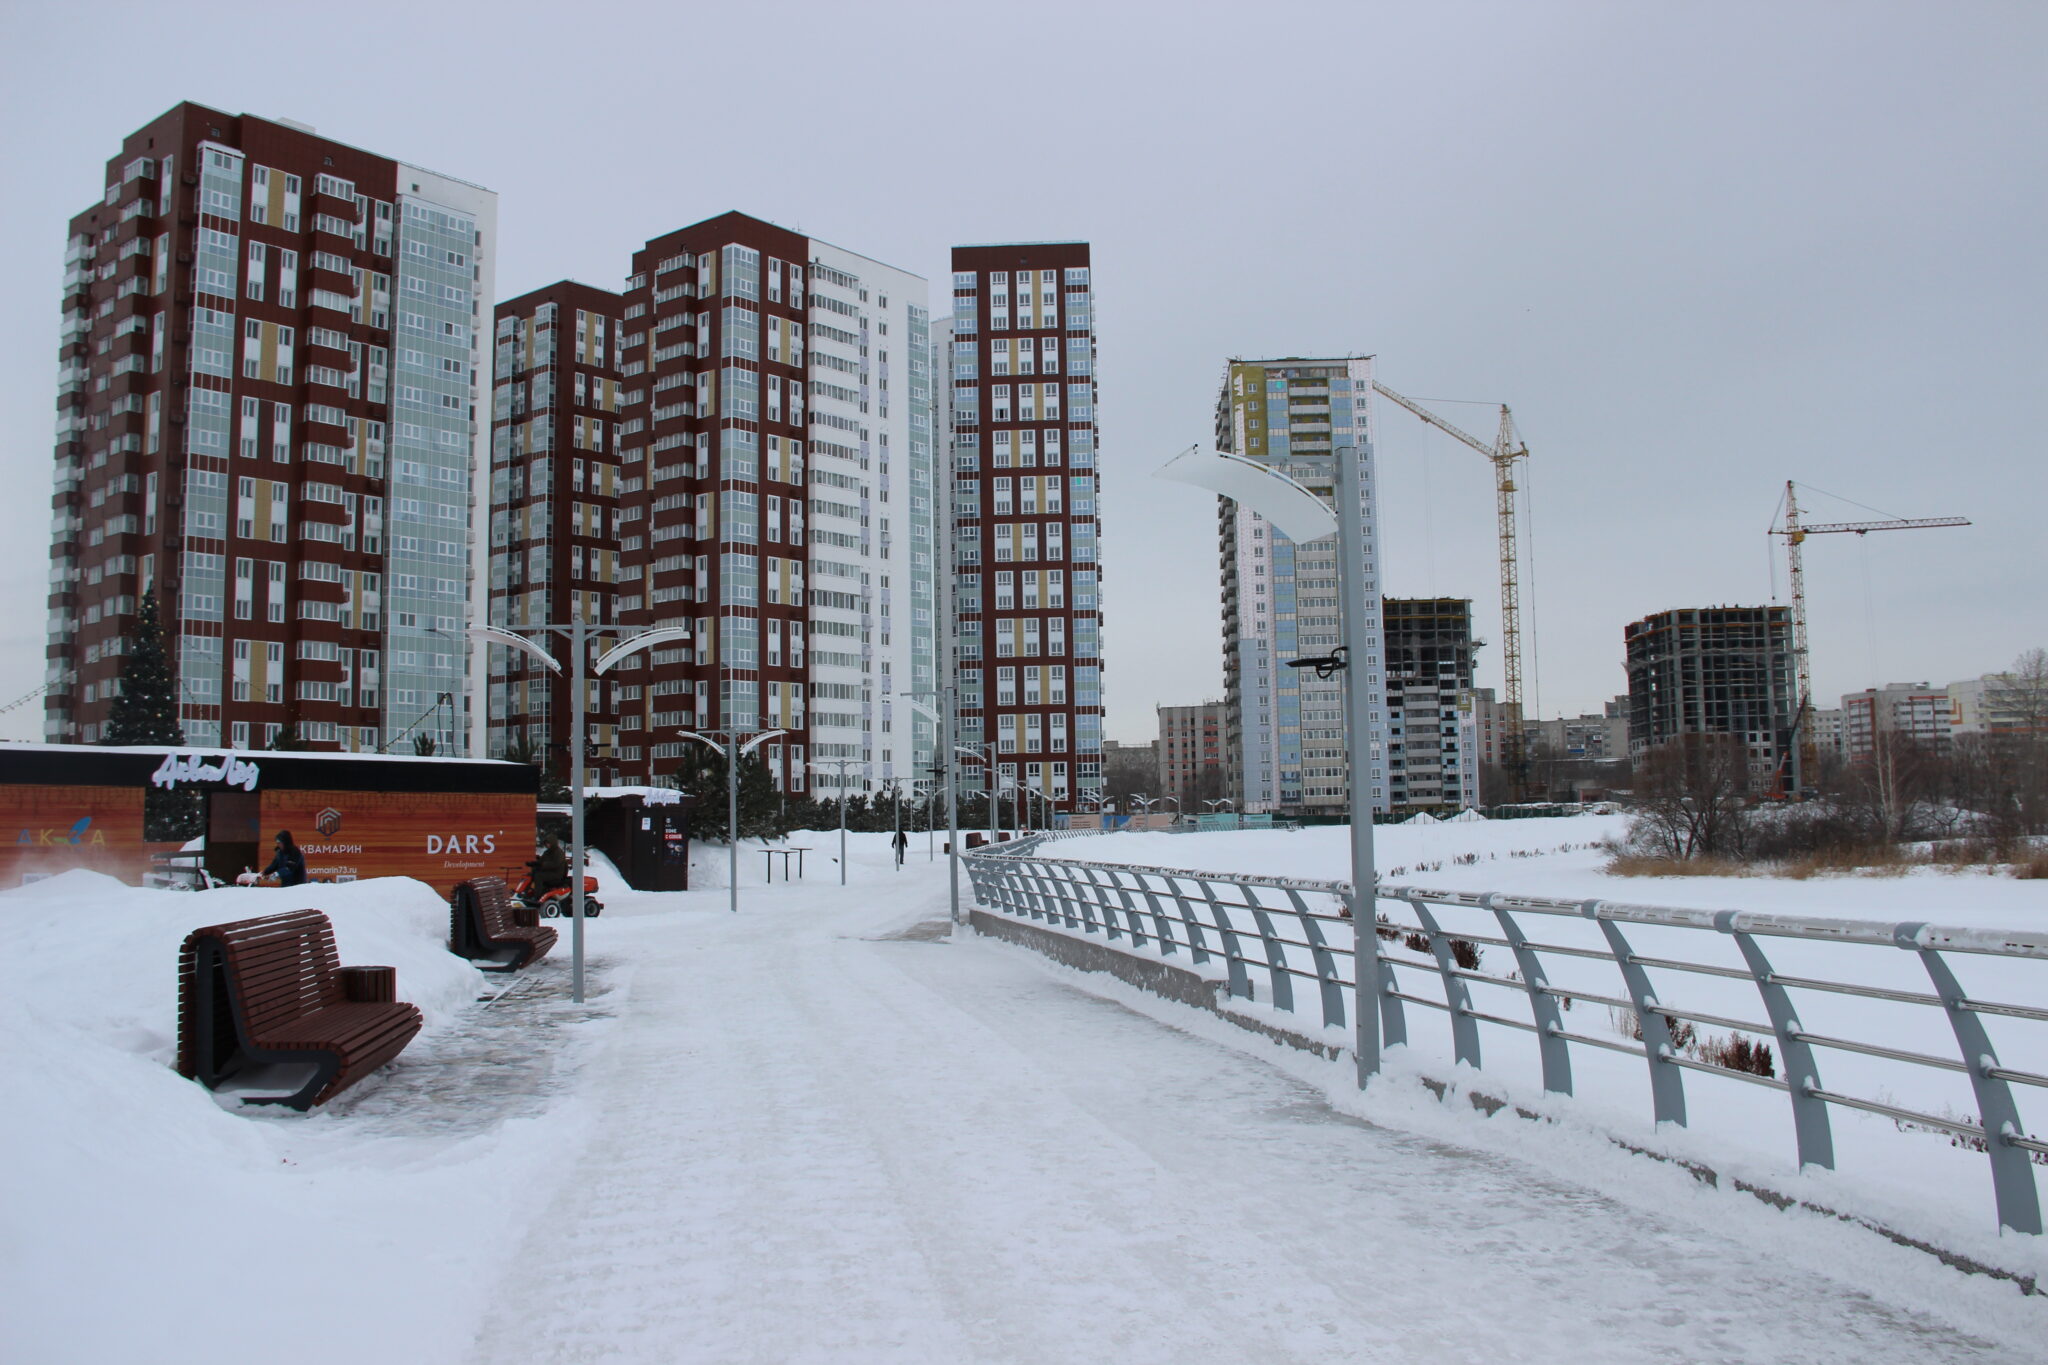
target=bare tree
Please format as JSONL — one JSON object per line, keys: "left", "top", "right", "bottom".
{"left": 1626, "top": 735, "right": 1753, "bottom": 860}
{"left": 1988, "top": 647, "right": 2048, "bottom": 735}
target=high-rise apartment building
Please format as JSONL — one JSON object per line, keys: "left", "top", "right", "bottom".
{"left": 1624, "top": 606, "right": 1793, "bottom": 786}
{"left": 487, "top": 281, "right": 626, "bottom": 775}
{"left": 46, "top": 104, "right": 496, "bottom": 753}
{"left": 603, "top": 214, "right": 936, "bottom": 799}
{"left": 1215, "top": 357, "right": 1386, "bottom": 815}
{"left": 941, "top": 243, "right": 1103, "bottom": 811}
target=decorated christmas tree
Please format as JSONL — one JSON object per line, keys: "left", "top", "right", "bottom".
{"left": 100, "top": 590, "right": 185, "bottom": 747}
{"left": 104, "top": 591, "right": 202, "bottom": 840}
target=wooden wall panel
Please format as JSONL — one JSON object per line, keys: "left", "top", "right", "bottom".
{"left": 0, "top": 785, "right": 150, "bottom": 887}
{"left": 259, "top": 789, "right": 537, "bottom": 898}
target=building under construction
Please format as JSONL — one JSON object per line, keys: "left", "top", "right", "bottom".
{"left": 1624, "top": 606, "right": 1794, "bottom": 788}
{"left": 1383, "top": 597, "right": 1480, "bottom": 812}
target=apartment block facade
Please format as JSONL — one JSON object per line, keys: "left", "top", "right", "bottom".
{"left": 1155, "top": 700, "right": 1224, "bottom": 807}
{"left": 1624, "top": 605, "right": 1794, "bottom": 786}
{"left": 941, "top": 243, "right": 1103, "bottom": 811}
{"left": 46, "top": 104, "right": 495, "bottom": 753}
{"left": 1840, "top": 682, "right": 1953, "bottom": 760}
{"left": 487, "top": 281, "right": 626, "bottom": 774}
{"left": 603, "top": 213, "right": 936, "bottom": 797}
{"left": 1215, "top": 356, "right": 1388, "bottom": 815}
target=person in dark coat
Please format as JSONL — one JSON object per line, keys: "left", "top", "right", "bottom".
{"left": 529, "top": 835, "right": 569, "bottom": 897}
{"left": 892, "top": 827, "right": 909, "bottom": 868}
{"left": 261, "top": 831, "right": 307, "bottom": 887}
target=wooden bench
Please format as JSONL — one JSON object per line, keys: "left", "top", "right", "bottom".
{"left": 176, "top": 909, "right": 423, "bottom": 1111}
{"left": 448, "top": 875, "right": 557, "bottom": 972}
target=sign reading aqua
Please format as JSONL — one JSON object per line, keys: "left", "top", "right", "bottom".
{"left": 150, "top": 753, "right": 261, "bottom": 793}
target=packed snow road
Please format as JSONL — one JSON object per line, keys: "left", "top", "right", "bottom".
{"left": 466, "top": 863, "right": 2035, "bottom": 1364}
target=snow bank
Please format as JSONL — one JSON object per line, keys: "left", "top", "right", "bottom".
{"left": 0, "top": 869, "right": 477, "bottom": 1057}
{"left": 0, "top": 871, "right": 593, "bottom": 1364}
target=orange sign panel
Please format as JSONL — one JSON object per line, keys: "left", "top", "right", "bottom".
{"left": 260, "top": 789, "right": 536, "bottom": 897}
{"left": 0, "top": 785, "right": 150, "bottom": 887}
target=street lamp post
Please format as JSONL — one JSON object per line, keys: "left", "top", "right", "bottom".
{"left": 470, "top": 620, "right": 691, "bottom": 1004}
{"left": 676, "top": 726, "right": 788, "bottom": 915}
{"left": 808, "top": 758, "right": 861, "bottom": 884}
{"left": 1154, "top": 440, "right": 1382, "bottom": 1084}
{"left": 901, "top": 690, "right": 964, "bottom": 922}
{"left": 954, "top": 743, "right": 995, "bottom": 845}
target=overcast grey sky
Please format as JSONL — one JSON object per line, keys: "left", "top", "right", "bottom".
{"left": 3, "top": 0, "right": 2041, "bottom": 744}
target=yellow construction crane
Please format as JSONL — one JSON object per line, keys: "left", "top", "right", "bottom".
{"left": 1370, "top": 382, "right": 1532, "bottom": 798}
{"left": 1769, "top": 480, "right": 1969, "bottom": 794}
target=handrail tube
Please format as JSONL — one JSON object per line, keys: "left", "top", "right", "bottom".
{"left": 958, "top": 847, "right": 2046, "bottom": 1234}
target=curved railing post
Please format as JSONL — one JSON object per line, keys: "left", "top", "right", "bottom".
{"left": 1720, "top": 914, "right": 1832, "bottom": 1172}
{"left": 1167, "top": 875, "right": 1212, "bottom": 965}
{"left": 1198, "top": 877, "right": 1253, "bottom": 1001}
{"left": 1242, "top": 884, "right": 1295, "bottom": 1015}
{"left": 1585, "top": 899, "right": 1688, "bottom": 1128}
{"left": 1411, "top": 899, "right": 1480, "bottom": 1071}
{"left": 1286, "top": 888, "right": 1346, "bottom": 1030}
{"left": 1908, "top": 928, "right": 2042, "bottom": 1236}
{"left": 1078, "top": 864, "right": 1122, "bottom": 942}
{"left": 1042, "top": 861, "right": 1086, "bottom": 931}
{"left": 1488, "top": 896, "right": 1571, "bottom": 1096}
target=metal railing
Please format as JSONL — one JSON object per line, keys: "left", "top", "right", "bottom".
{"left": 962, "top": 841, "right": 2048, "bottom": 1236}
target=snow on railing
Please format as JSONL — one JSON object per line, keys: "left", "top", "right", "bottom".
{"left": 961, "top": 842, "right": 2048, "bottom": 1237}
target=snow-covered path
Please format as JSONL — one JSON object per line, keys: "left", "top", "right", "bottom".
{"left": 468, "top": 874, "right": 2029, "bottom": 1363}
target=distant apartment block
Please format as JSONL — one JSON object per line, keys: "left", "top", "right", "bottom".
{"left": 1526, "top": 699, "right": 1629, "bottom": 764}
{"left": 1948, "top": 672, "right": 2043, "bottom": 737}
{"left": 1214, "top": 356, "right": 1385, "bottom": 814}
{"left": 487, "top": 281, "right": 625, "bottom": 775}
{"left": 940, "top": 243, "right": 1103, "bottom": 811}
{"left": 594, "top": 213, "right": 936, "bottom": 799}
{"left": 1624, "top": 606, "right": 1793, "bottom": 787}
{"left": 46, "top": 103, "right": 495, "bottom": 752}
{"left": 1808, "top": 706, "right": 1846, "bottom": 757}
{"left": 1840, "top": 682, "right": 1953, "bottom": 760}
{"left": 1155, "top": 700, "right": 1224, "bottom": 806}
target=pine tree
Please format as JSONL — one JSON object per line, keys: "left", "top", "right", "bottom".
{"left": 674, "top": 743, "right": 786, "bottom": 841}
{"left": 101, "top": 590, "right": 185, "bottom": 747}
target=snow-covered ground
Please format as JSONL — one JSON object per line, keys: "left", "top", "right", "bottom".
{"left": 3, "top": 823, "right": 2044, "bottom": 1362}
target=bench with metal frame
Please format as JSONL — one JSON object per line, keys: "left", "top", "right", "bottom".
{"left": 449, "top": 875, "right": 557, "bottom": 972}
{"left": 177, "top": 908, "right": 423, "bottom": 1111}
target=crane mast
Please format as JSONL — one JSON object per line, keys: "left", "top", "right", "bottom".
{"left": 1370, "top": 382, "right": 1531, "bottom": 799}
{"left": 1771, "top": 480, "right": 1969, "bottom": 795}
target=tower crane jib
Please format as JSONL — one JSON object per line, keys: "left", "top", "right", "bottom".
{"left": 1370, "top": 381, "right": 1532, "bottom": 799}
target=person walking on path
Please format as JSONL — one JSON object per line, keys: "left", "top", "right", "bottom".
{"left": 261, "top": 830, "right": 307, "bottom": 887}
{"left": 892, "top": 827, "right": 908, "bottom": 869}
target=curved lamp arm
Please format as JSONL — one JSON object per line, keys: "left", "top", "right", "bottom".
{"left": 594, "top": 626, "right": 692, "bottom": 676}
{"left": 674, "top": 729, "right": 728, "bottom": 760}
{"left": 468, "top": 626, "right": 562, "bottom": 675}
{"left": 739, "top": 729, "right": 787, "bottom": 757}
{"left": 1153, "top": 445, "right": 1339, "bottom": 543}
